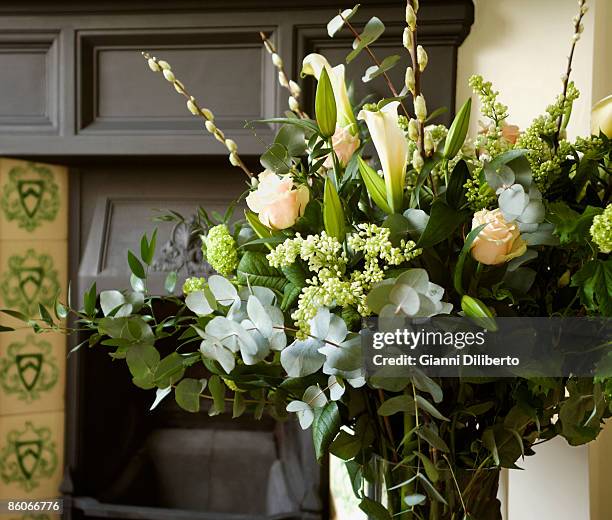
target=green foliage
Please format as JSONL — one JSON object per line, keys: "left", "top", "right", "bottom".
{"left": 571, "top": 259, "right": 612, "bottom": 316}
{"left": 237, "top": 251, "right": 287, "bottom": 291}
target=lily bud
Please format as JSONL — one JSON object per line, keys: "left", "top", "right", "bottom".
{"left": 147, "top": 58, "right": 160, "bottom": 72}
{"left": 225, "top": 139, "right": 238, "bottom": 153}
{"left": 414, "top": 94, "right": 427, "bottom": 122}
{"left": 201, "top": 108, "right": 214, "bottom": 121}
{"left": 402, "top": 28, "right": 412, "bottom": 50}
{"left": 272, "top": 53, "right": 283, "bottom": 68}
{"left": 205, "top": 120, "right": 217, "bottom": 134}
{"left": 289, "top": 96, "right": 300, "bottom": 112}
{"left": 289, "top": 80, "right": 301, "bottom": 97}
{"left": 417, "top": 45, "right": 428, "bottom": 72}
{"left": 157, "top": 60, "right": 171, "bottom": 70}
{"left": 406, "top": 4, "right": 417, "bottom": 30}
{"left": 229, "top": 152, "right": 240, "bottom": 167}
{"left": 405, "top": 67, "right": 415, "bottom": 95}
{"left": 413, "top": 0, "right": 419, "bottom": 11}
{"left": 408, "top": 118, "right": 419, "bottom": 141}
{"left": 187, "top": 98, "right": 199, "bottom": 115}
{"left": 162, "top": 69, "right": 175, "bottom": 83}
{"left": 412, "top": 149, "right": 424, "bottom": 171}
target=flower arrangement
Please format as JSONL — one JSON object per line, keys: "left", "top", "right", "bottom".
{"left": 4, "top": 1, "right": 611, "bottom": 518}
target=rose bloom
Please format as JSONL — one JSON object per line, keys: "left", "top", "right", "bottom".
{"left": 246, "top": 170, "right": 309, "bottom": 230}
{"left": 501, "top": 123, "right": 520, "bottom": 145}
{"left": 324, "top": 125, "right": 360, "bottom": 169}
{"left": 470, "top": 209, "right": 527, "bottom": 265}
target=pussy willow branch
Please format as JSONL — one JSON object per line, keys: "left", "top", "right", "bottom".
{"left": 259, "top": 32, "right": 309, "bottom": 119}
{"left": 141, "top": 52, "right": 253, "bottom": 179}
{"left": 407, "top": 0, "right": 425, "bottom": 158}
{"left": 554, "top": 0, "right": 588, "bottom": 146}
{"left": 340, "top": 14, "right": 411, "bottom": 119}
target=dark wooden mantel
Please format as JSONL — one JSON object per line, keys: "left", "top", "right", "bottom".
{"left": 0, "top": 0, "right": 473, "bottom": 156}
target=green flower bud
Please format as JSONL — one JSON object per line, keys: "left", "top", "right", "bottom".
{"left": 402, "top": 27, "right": 412, "bottom": 50}
{"left": 424, "top": 130, "right": 434, "bottom": 154}
{"left": 162, "top": 69, "right": 175, "bottom": 83}
{"left": 414, "top": 94, "right": 427, "bottom": 122}
{"left": 412, "top": 149, "right": 424, "bottom": 171}
{"left": 229, "top": 152, "right": 240, "bottom": 167}
{"left": 272, "top": 53, "right": 283, "bottom": 68}
{"left": 205, "top": 120, "right": 217, "bottom": 134}
{"left": 289, "top": 96, "right": 300, "bottom": 112}
{"left": 408, "top": 118, "right": 419, "bottom": 141}
{"left": 405, "top": 66, "right": 415, "bottom": 95}
{"left": 417, "top": 45, "right": 428, "bottom": 72}
{"left": 201, "top": 108, "right": 214, "bottom": 121}
{"left": 405, "top": 4, "right": 416, "bottom": 30}
{"left": 147, "top": 58, "right": 161, "bottom": 72}
{"left": 187, "top": 97, "right": 199, "bottom": 115}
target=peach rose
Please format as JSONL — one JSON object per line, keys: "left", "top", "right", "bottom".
{"left": 470, "top": 209, "right": 527, "bottom": 265}
{"left": 324, "top": 125, "right": 360, "bottom": 169}
{"left": 501, "top": 123, "right": 520, "bottom": 145}
{"left": 246, "top": 170, "right": 309, "bottom": 230}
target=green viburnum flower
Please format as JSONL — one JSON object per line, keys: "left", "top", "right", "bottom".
{"left": 183, "top": 276, "right": 207, "bottom": 295}
{"left": 590, "top": 204, "right": 612, "bottom": 254}
{"left": 203, "top": 224, "right": 238, "bottom": 276}
{"left": 268, "top": 226, "right": 422, "bottom": 334}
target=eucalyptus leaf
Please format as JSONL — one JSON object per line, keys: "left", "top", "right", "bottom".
{"left": 327, "top": 5, "right": 359, "bottom": 37}
{"left": 347, "top": 17, "right": 385, "bottom": 64}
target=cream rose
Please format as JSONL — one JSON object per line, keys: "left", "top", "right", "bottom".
{"left": 246, "top": 170, "right": 309, "bottom": 230}
{"left": 324, "top": 125, "right": 360, "bottom": 169}
{"left": 470, "top": 209, "right": 527, "bottom": 265}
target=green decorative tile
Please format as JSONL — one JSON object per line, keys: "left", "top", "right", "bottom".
{"left": 0, "top": 244, "right": 66, "bottom": 320}
{"left": 0, "top": 331, "right": 65, "bottom": 415}
{"left": 0, "top": 412, "right": 64, "bottom": 500}
{"left": 0, "top": 159, "right": 68, "bottom": 241}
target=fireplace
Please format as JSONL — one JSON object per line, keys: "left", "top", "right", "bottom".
{"left": 0, "top": 1, "right": 473, "bottom": 519}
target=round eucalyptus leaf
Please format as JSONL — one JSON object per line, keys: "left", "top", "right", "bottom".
{"left": 498, "top": 184, "right": 529, "bottom": 220}
{"left": 100, "top": 290, "right": 126, "bottom": 317}
{"left": 281, "top": 338, "right": 326, "bottom": 377}
{"left": 303, "top": 384, "right": 328, "bottom": 409}
{"left": 185, "top": 291, "right": 214, "bottom": 316}
{"left": 208, "top": 275, "right": 239, "bottom": 306}
{"left": 390, "top": 284, "right": 420, "bottom": 316}
{"left": 396, "top": 268, "right": 430, "bottom": 293}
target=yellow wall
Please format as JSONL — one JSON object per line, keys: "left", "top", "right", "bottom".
{"left": 0, "top": 159, "right": 67, "bottom": 520}
{"left": 457, "top": 1, "right": 612, "bottom": 519}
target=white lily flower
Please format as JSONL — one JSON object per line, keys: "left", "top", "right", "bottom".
{"left": 302, "top": 53, "right": 357, "bottom": 131}
{"left": 358, "top": 101, "right": 409, "bottom": 213}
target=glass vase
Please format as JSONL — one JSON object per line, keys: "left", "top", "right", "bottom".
{"left": 367, "top": 455, "right": 502, "bottom": 520}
